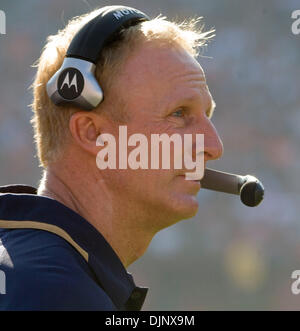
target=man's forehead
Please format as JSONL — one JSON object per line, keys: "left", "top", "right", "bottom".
{"left": 121, "top": 42, "right": 206, "bottom": 89}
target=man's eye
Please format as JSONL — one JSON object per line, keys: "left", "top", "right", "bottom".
{"left": 171, "top": 108, "right": 185, "bottom": 117}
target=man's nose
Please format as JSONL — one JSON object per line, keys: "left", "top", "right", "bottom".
{"left": 201, "top": 119, "right": 224, "bottom": 163}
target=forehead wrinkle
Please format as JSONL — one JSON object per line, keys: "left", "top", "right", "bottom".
{"left": 164, "top": 64, "right": 206, "bottom": 84}
{"left": 170, "top": 70, "right": 206, "bottom": 81}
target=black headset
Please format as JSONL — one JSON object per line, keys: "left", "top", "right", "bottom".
{"left": 47, "top": 5, "right": 149, "bottom": 110}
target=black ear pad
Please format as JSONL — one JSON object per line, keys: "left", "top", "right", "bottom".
{"left": 47, "top": 6, "right": 150, "bottom": 110}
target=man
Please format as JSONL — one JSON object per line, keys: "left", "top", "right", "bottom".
{"left": 0, "top": 6, "right": 223, "bottom": 310}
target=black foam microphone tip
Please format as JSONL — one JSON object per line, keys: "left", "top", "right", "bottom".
{"left": 240, "top": 180, "right": 264, "bottom": 207}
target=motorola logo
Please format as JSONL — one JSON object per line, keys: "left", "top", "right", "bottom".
{"left": 57, "top": 68, "right": 84, "bottom": 100}
{"left": 113, "top": 8, "right": 144, "bottom": 20}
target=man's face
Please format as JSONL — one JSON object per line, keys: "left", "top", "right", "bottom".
{"left": 99, "top": 42, "right": 223, "bottom": 232}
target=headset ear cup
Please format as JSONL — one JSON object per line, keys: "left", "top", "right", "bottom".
{"left": 46, "top": 58, "right": 103, "bottom": 110}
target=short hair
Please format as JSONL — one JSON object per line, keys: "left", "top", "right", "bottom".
{"left": 31, "top": 7, "right": 215, "bottom": 167}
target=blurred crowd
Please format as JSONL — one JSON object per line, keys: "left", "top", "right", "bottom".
{"left": 0, "top": 0, "right": 299, "bottom": 310}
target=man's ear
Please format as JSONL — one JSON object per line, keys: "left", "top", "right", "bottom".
{"left": 69, "top": 111, "right": 103, "bottom": 156}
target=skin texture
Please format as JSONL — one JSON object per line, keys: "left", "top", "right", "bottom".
{"left": 38, "top": 41, "right": 223, "bottom": 268}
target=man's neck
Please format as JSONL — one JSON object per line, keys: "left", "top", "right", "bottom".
{"left": 37, "top": 167, "right": 154, "bottom": 268}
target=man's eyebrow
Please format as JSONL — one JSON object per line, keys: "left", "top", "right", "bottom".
{"left": 166, "top": 93, "right": 216, "bottom": 118}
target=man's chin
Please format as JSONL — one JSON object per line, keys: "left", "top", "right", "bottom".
{"left": 162, "top": 193, "right": 199, "bottom": 225}
{"left": 175, "top": 194, "right": 199, "bottom": 219}
{"left": 141, "top": 193, "right": 199, "bottom": 232}
{"left": 168, "top": 176, "right": 201, "bottom": 219}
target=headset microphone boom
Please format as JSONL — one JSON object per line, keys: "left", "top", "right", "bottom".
{"left": 200, "top": 168, "right": 264, "bottom": 207}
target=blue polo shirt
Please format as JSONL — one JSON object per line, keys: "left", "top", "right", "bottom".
{"left": 0, "top": 185, "right": 148, "bottom": 311}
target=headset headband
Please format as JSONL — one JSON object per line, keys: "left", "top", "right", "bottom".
{"left": 47, "top": 6, "right": 149, "bottom": 110}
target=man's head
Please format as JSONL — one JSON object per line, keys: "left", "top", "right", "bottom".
{"left": 32, "top": 7, "right": 223, "bottom": 234}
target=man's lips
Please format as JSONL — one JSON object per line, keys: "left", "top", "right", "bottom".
{"left": 178, "top": 175, "right": 201, "bottom": 189}
{"left": 177, "top": 172, "right": 204, "bottom": 181}
{"left": 176, "top": 166, "right": 206, "bottom": 181}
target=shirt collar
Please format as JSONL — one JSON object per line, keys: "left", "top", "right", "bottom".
{"left": 0, "top": 185, "right": 148, "bottom": 310}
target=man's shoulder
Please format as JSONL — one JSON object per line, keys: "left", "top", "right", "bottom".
{"left": 0, "top": 228, "right": 115, "bottom": 310}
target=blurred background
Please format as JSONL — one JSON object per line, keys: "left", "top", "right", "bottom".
{"left": 0, "top": 0, "right": 299, "bottom": 310}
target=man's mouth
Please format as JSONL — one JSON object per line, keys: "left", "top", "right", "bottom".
{"left": 178, "top": 175, "right": 201, "bottom": 188}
